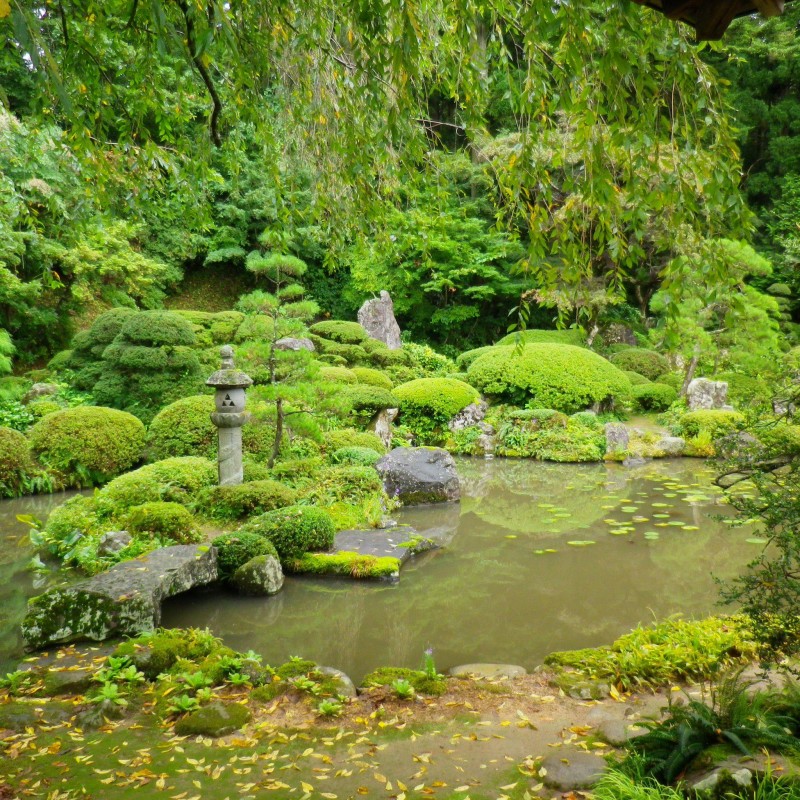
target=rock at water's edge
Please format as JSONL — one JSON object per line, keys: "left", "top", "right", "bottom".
{"left": 22, "top": 544, "right": 218, "bottom": 650}
{"left": 375, "top": 447, "right": 460, "bottom": 504}
{"left": 232, "top": 554, "right": 284, "bottom": 596}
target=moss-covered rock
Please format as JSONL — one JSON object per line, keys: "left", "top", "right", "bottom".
{"left": 361, "top": 666, "right": 447, "bottom": 695}
{"left": 211, "top": 531, "right": 279, "bottom": 578}
{"left": 113, "top": 628, "right": 225, "bottom": 680}
{"left": 28, "top": 406, "right": 146, "bottom": 487}
{"left": 240, "top": 505, "right": 335, "bottom": 562}
{"left": 199, "top": 480, "right": 298, "bottom": 521}
{"left": 287, "top": 551, "right": 400, "bottom": 579}
{"left": 174, "top": 701, "right": 251, "bottom": 737}
{"left": 467, "top": 344, "right": 631, "bottom": 412}
{"left": 232, "top": 554, "right": 284, "bottom": 595}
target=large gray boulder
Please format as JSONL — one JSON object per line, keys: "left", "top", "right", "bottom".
{"left": 604, "top": 422, "right": 629, "bottom": 455}
{"left": 375, "top": 447, "right": 460, "bottom": 504}
{"left": 232, "top": 554, "right": 284, "bottom": 596}
{"left": 22, "top": 383, "right": 59, "bottom": 404}
{"left": 687, "top": 378, "right": 729, "bottom": 410}
{"left": 357, "top": 290, "right": 402, "bottom": 350}
{"left": 448, "top": 401, "right": 487, "bottom": 431}
{"left": 22, "top": 545, "right": 218, "bottom": 650}
{"left": 274, "top": 337, "right": 315, "bottom": 352}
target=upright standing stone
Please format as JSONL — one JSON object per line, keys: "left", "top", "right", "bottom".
{"left": 686, "top": 378, "right": 729, "bottom": 410}
{"left": 206, "top": 346, "right": 252, "bottom": 486}
{"left": 358, "top": 291, "right": 402, "bottom": 350}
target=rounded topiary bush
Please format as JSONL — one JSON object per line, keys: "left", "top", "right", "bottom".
{"left": 631, "top": 383, "right": 678, "bottom": 412}
{"left": 0, "top": 426, "right": 37, "bottom": 497}
{"left": 199, "top": 480, "right": 298, "bottom": 521}
{"left": 211, "top": 531, "right": 279, "bottom": 578}
{"left": 240, "top": 506, "right": 335, "bottom": 561}
{"left": 323, "top": 429, "right": 384, "bottom": 455}
{"left": 609, "top": 348, "right": 670, "bottom": 382}
{"left": 455, "top": 346, "right": 495, "bottom": 371}
{"left": 318, "top": 366, "right": 357, "bottom": 384}
{"left": 394, "top": 378, "right": 479, "bottom": 440}
{"left": 28, "top": 406, "right": 146, "bottom": 487}
{"left": 352, "top": 367, "right": 393, "bottom": 389}
{"left": 28, "top": 400, "right": 62, "bottom": 420}
{"left": 309, "top": 320, "right": 368, "bottom": 345}
{"left": 97, "top": 456, "right": 217, "bottom": 515}
{"left": 147, "top": 395, "right": 216, "bottom": 460}
{"left": 43, "top": 494, "right": 100, "bottom": 548}
{"left": 624, "top": 370, "right": 651, "bottom": 386}
{"left": 125, "top": 501, "right": 199, "bottom": 543}
{"left": 495, "top": 329, "right": 586, "bottom": 347}
{"left": 342, "top": 385, "right": 398, "bottom": 417}
{"left": 329, "top": 446, "right": 382, "bottom": 466}
{"left": 467, "top": 344, "right": 631, "bottom": 413}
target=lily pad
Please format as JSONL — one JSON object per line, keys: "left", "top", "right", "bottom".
{"left": 746, "top": 538, "right": 768, "bottom": 545}
{"left": 621, "top": 506, "right": 638, "bottom": 513}
{"left": 681, "top": 525, "right": 700, "bottom": 531}
{"left": 567, "top": 540, "right": 596, "bottom": 547}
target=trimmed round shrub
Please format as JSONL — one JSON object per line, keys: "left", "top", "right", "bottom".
{"left": 608, "top": 348, "right": 670, "bottom": 382}
{"left": 394, "top": 378, "right": 479, "bottom": 424}
{"left": 211, "top": 531, "right": 279, "bottom": 578}
{"left": 631, "top": 383, "right": 677, "bottom": 412}
{"left": 97, "top": 456, "right": 217, "bottom": 515}
{"left": 47, "top": 349, "right": 74, "bottom": 372}
{"left": 240, "top": 506, "right": 335, "bottom": 561}
{"left": 342, "top": 385, "right": 398, "bottom": 416}
{"left": 624, "top": 370, "right": 651, "bottom": 386}
{"left": 495, "top": 328, "right": 586, "bottom": 347}
{"left": 655, "top": 372, "right": 683, "bottom": 391}
{"left": 0, "top": 426, "right": 37, "bottom": 497}
{"left": 70, "top": 307, "right": 138, "bottom": 366}
{"left": 467, "top": 344, "right": 631, "bottom": 413}
{"left": 402, "top": 343, "right": 456, "bottom": 376}
{"left": 455, "top": 346, "right": 495, "bottom": 370}
{"left": 307, "top": 465, "right": 384, "bottom": 504}
{"left": 28, "top": 400, "right": 62, "bottom": 420}
{"left": 323, "top": 429, "right": 384, "bottom": 454}
{"left": 319, "top": 366, "right": 357, "bottom": 384}
{"left": 317, "top": 353, "right": 348, "bottom": 366}
{"left": 329, "top": 446, "right": 382, "bottom": 466}
{"left": 125, "top": 501, "right": 199, "bottom": 543}
{"left": 679, "top": 410, "right": 746, "bottom": 439}
{"left": 28, "top": 406, "right": 146, "bottom": 487}
{"left": 118, "top": 310, "right": 197, "bottom": 347}
{"left": 310, "top": 338, "right": 369, "bottom": 364}
{"left": 44, "top": 495, "right": 100, "bottom": 546}
{"left": 309, "top": 320, "right": 368, "bottom": 345}
{"left": 147, "top": 395, "right": 216, "bottom": 460}
{"left": 352, "top": 367, "right": 393, "bottom": 389}
{"left": 199, "top": 480, "right": 298, "bottom": 521}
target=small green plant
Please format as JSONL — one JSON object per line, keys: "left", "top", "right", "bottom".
{"left": 391, "top": 678, "right": 415, "bottom": 700}
{"left": 291, "top": 675, "right": 322, "bottom": 696}
{"left": 89, "top": 681, "right": 128, "bottom": 707}
{"left": 179, "top": 671, "right": 213, "bottom": 692}
{"left": 422, "top": 647, "right": 438, "bottom": 679}
{"left": 0, "top": 670, "right": 33, "bottom": 693}
{"left": 168, "top": 693, "right": 200, "bottom": 715}
{"left": 226, "top": 672, "right": 251, "bottom": 686}
{"left": 317, "top": 698, "right": 344, "bottom": 717}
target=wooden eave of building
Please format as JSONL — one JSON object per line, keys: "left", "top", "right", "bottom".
{"left": 631, "top": 0, "right": 791, "bottom": 39}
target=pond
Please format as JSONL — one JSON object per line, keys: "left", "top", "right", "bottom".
{"left": 0, "top": 459, "right": 762, "bottom": 681}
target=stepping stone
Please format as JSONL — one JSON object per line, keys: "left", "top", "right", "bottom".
{"left": 333, "top": 525, "right": 435, "bottom": 566}
{"left": 540, "top": 750, "right": 607, "bottom": 791}
{"left": 22, "top": 544, "right": 218, "bottom": 650}
{"left": 449, "top": 663, "right": 527, "bottom": 680}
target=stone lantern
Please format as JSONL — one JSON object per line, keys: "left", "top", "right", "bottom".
{"left": 206, "top": 345, "right": 253, "bottom": 486}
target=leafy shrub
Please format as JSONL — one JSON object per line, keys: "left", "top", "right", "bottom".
{"left": 306, "top": 465, "right": 384, "bottom": 505}
{"left": 91, "top": 310, "right": 204, "bottom": 423}
{"left": 147, "top": 395, "right": 216, "bottom": 460}
{"left": 468, "top": 344, "right": 631, "bottom": 412}
{"left": 69, "top": 307, "right": 138, "bottom": 371}
{"left": 0, "top": 426, "right": 38, "bottom": 497}
{"left": 679, "top": 410, "right": 746, "bottom": 439}
{"left": 624, "top": 370, "right": 651, "bottom": 386}
{"left": 308, "top": 320, "right": 368, "bottom": 345}
{"left": 46, "top": 350, "right": 73, "bottom": 372}
{"left": 42, "top": 495, "right": 101, "bottom": 552}
{"left": 0, "top": 376, "right": 32, "bottom": 403}
{"left": 609, "top": 348, "right": 670, "bottom": 381}
{"left": 631, "top": 383, "right": 678, "bottom": 412}
{"left": 342, "top": 385, "right": 398, "bottom": 417}
{"left": 234, "top": 315, "right": 275, "bottom": 343}
{"left": 28, "top": 400, "right": 62, "bottom": 420}
{"left": 318, "top": 366, "right": 357, "bottom": 383}
{"left": 125, "top": 502, "right": 199, "bottom": 543}
{"left": 211, "top": 531, "right": 279, "bottom": 578}
{"left": 570, "top": 411, "right": 602, "bottom": 429}
{"left": 0, "top": 400, "right": 35, "bottom": 431}
{"left": 495, "top": 328, "right": 586, "bottom": 347}
{"left": 97, "top": 456, "right": 217, "bottom": 515}
{"left": 455, "top": 346, "right": 495, "bottom": 370}
{"left": 352, "top": 367, "right": 393, "bottom": 389}
{"left": 361, "top": 667, "right": 447, "bottom": 696}
{"left": 496, "top": 417, "right": 605, "bottom": 461}
{"left": 402, "top": 342, "right": 455, "bottom": 376}
{"left": 329, "top": 446, "right": 382, "bottom": 466}
{"left": 654, "top": 372, "right": 682, "bottom": 390}
{"left": 394, "top": 377, "right": 479, "bottom": 442}
{"left": 28, "top": 407, "right": 145, "bottom": 487}
{"left": 198, "top": 480, "right": 298, "bottom": 521}
{"left": 240, "top": 505, "right": 335, "bottom": 561}
{"left": 323, "top": 429, "right": 384, "bottom": 454}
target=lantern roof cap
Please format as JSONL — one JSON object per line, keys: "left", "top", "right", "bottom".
{"left": 206, "top": 345, "right": 253, "bottom": 389}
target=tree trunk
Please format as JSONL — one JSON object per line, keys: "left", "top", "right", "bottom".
{"left": 269, "top": 396, "right": 284, "bottom": 469}
{"left": 680, "top": 345, "right": 701, "bottom": 397}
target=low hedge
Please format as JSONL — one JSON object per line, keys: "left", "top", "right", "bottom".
{"left": 28, "top": 406, "right": 145, "bottom": 487}
{"left": 240, "top": 505, "right": 335, "bottom": 562}
{"left": 631, "top": 382, "right": 678, "bottom": 412}
{"left": 609, "top": 348, "right": 670, "bottom": 382}
{"left": 125, "top": 501, "right": 199, "bottom": 543}
{"left": 467, "top": 344, "right": 631, "bottom": 412}
{"left": 198, "top": 480, "right": 298, "bottom": 521}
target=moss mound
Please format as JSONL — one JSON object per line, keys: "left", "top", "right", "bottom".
{"left": 362, "top": 666, "right": 447, "bottom": 696}
{"left": 609, "top": 348, "right": 670, "bottom": 382}
{"left": 146, "top": 395, "right": 216, "bottom": 460}
{"left": 352, "top": 366, "right": 393, "bottom": 389}
{"left": 467, "top": 344, "right": 631, "bottom": 412}
{"left": 0, "top": 426, "right": 37, "bottom": 497}
{"left": 28, "top": 406, "right": 145, "bottom": 487}
{"left": 240, "top": 505, "right": 335, "bottom": 561}
{"left": 125, "top": 502, "right": 199, "bottom": 543}
{"left": 211, "top": 531, "right": 279, "bottom": 577}
{"left": 113, "top": 628, "right": 224, "bottom": 680}
{"left": 199, "top": 480, "right": 298, "bottom": 521}
{"left": 174, "top": 701, "right": 251, "bottom": 737}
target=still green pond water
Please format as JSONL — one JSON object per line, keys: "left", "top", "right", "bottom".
{"left": 0, "top": 459, "right": 761, "bottom": 680}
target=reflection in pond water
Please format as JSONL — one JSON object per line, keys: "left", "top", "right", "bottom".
{"left": 162, "top": 458, "right": 758, "bottom": 681}
{"left": 0, "top": 460, "right": 761, "bottom": 680}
